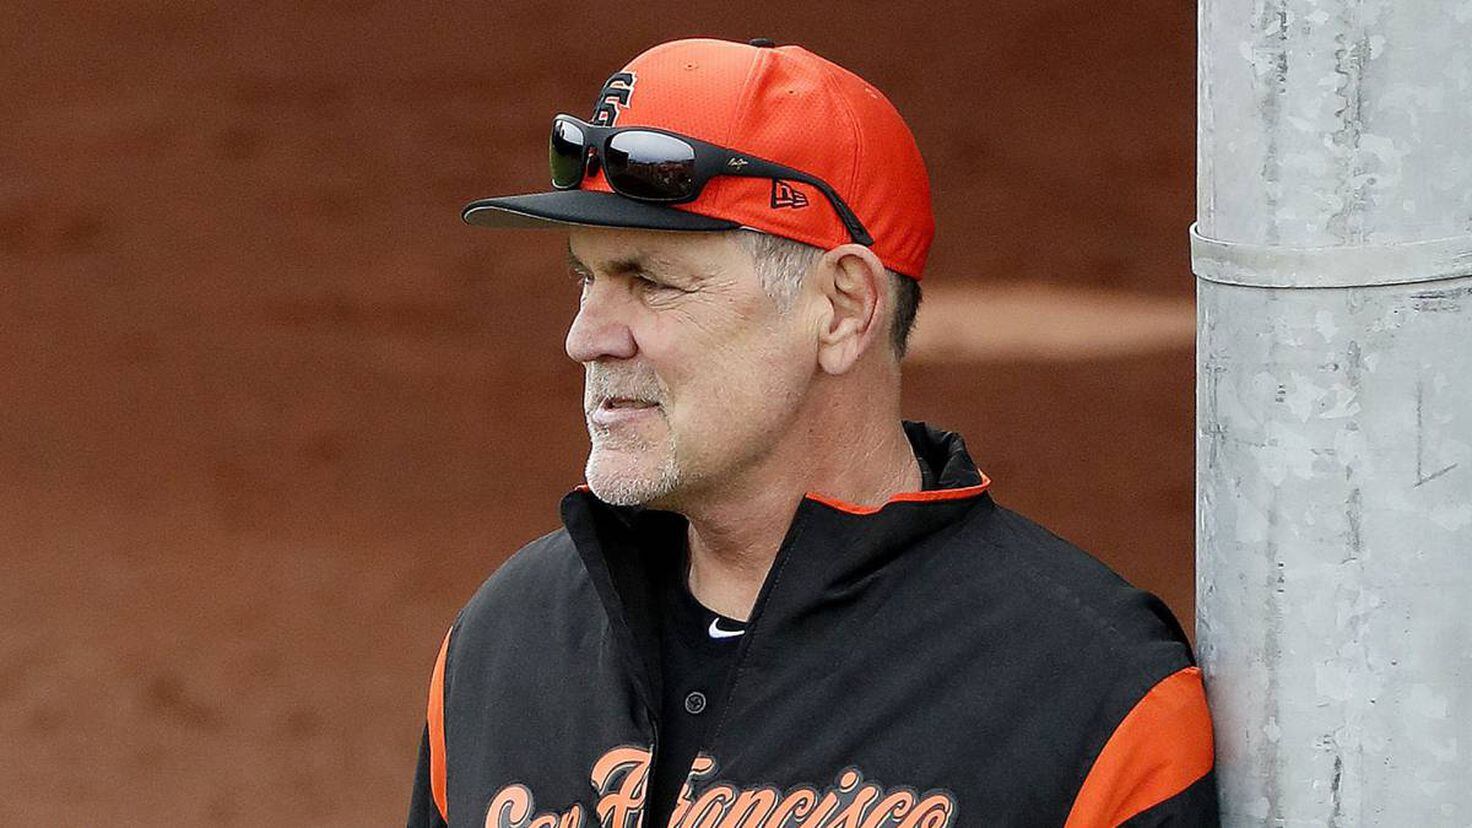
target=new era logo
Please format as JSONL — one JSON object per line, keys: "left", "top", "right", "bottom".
{"left": 770, "top": 179, "right": 809, "bottom": 210}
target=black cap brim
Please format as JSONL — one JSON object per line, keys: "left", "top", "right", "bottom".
{"left": 461, "top": 190, "right": 740, "bottom": 233}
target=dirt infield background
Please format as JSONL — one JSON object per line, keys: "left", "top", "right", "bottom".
{"left": 1, "top": 2, "right": 1196, "bottom": 823}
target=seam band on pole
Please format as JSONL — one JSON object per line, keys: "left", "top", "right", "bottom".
{"left": 1190, "top": 223, "right": 1472, "bottom": 288}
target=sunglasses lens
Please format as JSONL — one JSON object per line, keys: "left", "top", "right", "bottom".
{"left": 549, "top": 119, "right": 586, "bottom": 188}
{"left": 604, "top": 131, "right": 697, "bottom": 201}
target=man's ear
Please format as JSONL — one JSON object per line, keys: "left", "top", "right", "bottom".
{"left": 811, "top": 244, "right": 888, "bottom": 375}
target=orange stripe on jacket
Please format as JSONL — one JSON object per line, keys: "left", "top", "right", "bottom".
{"left": 1064, "top": 665, "right": 1214, "bottom": 827}
{"left": 428, "top": 628, "right": 452, "bottom": 822}
{"left": 805, "top": 472, "right": 993, "bottom": 515}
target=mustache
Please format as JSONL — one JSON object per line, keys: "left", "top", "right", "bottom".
{"left": 583, "top": 368, "right": 664, "bottom": 408}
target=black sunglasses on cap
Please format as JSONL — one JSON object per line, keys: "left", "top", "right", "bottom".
{"left": 548, "top": 114, "right": 874, "bottom": 246}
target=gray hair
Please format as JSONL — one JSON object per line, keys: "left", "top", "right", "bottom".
{"left": 729, "top": 230, "right": 922, "bottom": 359}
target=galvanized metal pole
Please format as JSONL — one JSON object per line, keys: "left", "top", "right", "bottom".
{"left": 1193, "top": 0, "right": 1472, "bottom": 824}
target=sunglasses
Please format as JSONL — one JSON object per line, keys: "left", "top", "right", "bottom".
{"left": 548, "top": 114, "right": 874, "bottom": 246}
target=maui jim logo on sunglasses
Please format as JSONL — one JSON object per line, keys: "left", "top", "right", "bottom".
{"left": 548, "top": 114, "right": 873, "bottom": 245}
{"left": 723, "top": 157, "right": 808, "bottom": 210}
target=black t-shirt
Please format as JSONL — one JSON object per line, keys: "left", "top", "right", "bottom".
{"left": 644, "top": 454, "right": 938, "bottom": 826}
{"left": 645, "top": 541, "right": 747, "bottom": 828}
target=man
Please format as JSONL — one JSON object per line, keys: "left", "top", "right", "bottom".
{"left": 408, "top": 37, "right": 1217, "bottom": 827}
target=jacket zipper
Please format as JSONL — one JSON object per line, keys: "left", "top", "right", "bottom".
{"left": 679, "top": 503, "right": 813, "bottom": 795}
{"left": 642, "top": 714, "right": 659, "bottom": 828}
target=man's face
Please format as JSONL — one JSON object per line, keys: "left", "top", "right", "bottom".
{"left": 565, "top": 227, "right": 814, "bottom": 508}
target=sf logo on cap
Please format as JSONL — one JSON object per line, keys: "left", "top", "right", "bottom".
{"left": 591, "top": 72, "right": 636, "bottom": 126}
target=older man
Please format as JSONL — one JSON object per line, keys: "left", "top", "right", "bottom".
{"left": 408, "top": 37, "right": 1217, "bottom": 827}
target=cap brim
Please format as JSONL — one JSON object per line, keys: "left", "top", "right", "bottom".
{"left": 461, "top": 190, "right": 741, "bottom": 233}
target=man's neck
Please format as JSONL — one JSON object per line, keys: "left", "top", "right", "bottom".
{"left": 681, "top": 419, "right": 922, "bottom": 621}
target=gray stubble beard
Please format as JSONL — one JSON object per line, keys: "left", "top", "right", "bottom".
{"left": 584, "top": 424, "right": 684, "bottom": 507}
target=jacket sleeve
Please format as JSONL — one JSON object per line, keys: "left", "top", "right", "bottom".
{"left": 407, "top": 725, "right": 449, "bottom": 828}
{"left": 1064, "top": 666, "right": 1219, "bottom": 827}
{"left": 406, "top": 629, "right": 453, "bottom": 828}
{"left": 1117, "top": 770, "right": 1219, "bottom": 826}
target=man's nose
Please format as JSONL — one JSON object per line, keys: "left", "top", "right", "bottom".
{"left": 564, "top": 283, "right": 638, "bottom": 363}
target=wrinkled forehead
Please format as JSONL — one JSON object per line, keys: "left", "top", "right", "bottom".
{"left": 566, "top": 227, "right": 750, "bottom": 280}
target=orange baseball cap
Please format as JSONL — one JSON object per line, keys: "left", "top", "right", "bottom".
{"left": 462, "top": 37, "right": 935, "bottom": 279}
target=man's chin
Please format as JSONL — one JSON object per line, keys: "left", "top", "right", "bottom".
{"left": 586, "top": 476, "right": 675, "bottom": 507}
{"left": 585, "top": 453, "right": 680, "bottom": 508}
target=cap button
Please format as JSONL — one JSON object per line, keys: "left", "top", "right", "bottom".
{"left": 748, "top": 38, "right": 777, "bottom": 48}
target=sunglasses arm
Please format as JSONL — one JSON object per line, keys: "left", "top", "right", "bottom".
{"left": 560, "top": 115, "right": 876, "bottom": 248}
{"left": 712, "top": 153, "right": 875, "bottom": 247}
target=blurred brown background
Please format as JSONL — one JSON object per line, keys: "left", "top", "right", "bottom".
{"left": 0, "top": 2, "right": 1195, "bottom": 824}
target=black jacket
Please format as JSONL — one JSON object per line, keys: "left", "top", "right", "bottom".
{"left": 408, "top": 422, "right": 1217, "bottom": 826}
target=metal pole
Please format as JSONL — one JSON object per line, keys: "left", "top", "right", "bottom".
{"left": 1194, "top": 0, "right": 1472, "bottom": 824}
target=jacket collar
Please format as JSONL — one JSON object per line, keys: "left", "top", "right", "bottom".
{"left": 559, "top": 420, "right": 993, "bottom": 714}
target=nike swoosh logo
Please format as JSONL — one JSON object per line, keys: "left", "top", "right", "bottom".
{"left": 708, "top": 618, "right": 746, "bottom": 639}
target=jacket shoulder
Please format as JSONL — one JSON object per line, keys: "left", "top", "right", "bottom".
{"left": 453, "top": 527, "right": 589, "bottom": 636}
{"left": 967, "top": 499, "right": 1194, "bottom": 676}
